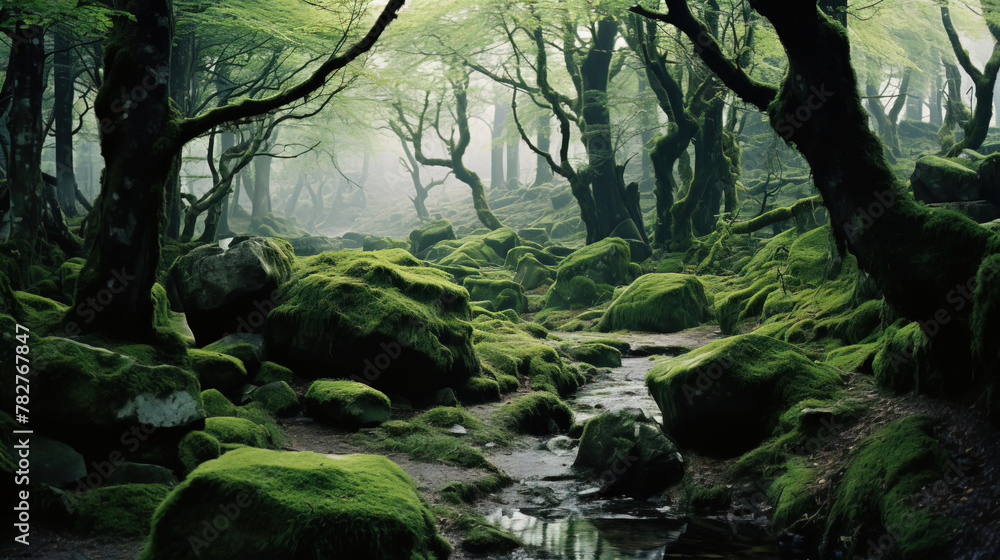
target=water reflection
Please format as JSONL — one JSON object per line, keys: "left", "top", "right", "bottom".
{"left": 488, "top": 509, "right": 783, "bottom": 560}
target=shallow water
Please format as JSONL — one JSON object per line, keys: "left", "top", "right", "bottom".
{"left": 486, "top": 346, "right": 797, "bottom": 560}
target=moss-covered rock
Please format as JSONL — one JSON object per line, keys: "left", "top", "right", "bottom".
{"left": 544, "top": 238, "right": 633, "bottom": 310}
{"left": 188, "top": 349, "right": 247, "bottom": 392}
{"left": 140, "top": 449, "right": 451, "bottom": 560}
{"left": 305, "top": 379, "right": 391, "bottom": 427}
{"left": 482, "top": 227, "right": 520, "bottom": 259}
{"left": 872, "top": 321, "right": 935, "bottom": 394}
{"left": 169, "top": 236, "right": 294, "bottom": 344}
{"left": 56, "top": 257, "right": 86, "bottom": 303}
{"left": 363, "top": 236, "right": 410, "bottom": 252}
{"left": 438, "top": 238, "right": 502, "bottom": 268}
{"left": 558, "top": 342, "right": 622, "bottom": 368}
{"left": 32, "top": 337, "right": 204, "bottom": 456}
{"left": 504, "top": 246, "right": 560, "bottom": 268}
{"left": 646, "top": 334, "right": 841, "bottom": 456}
{"left": 203, "top": 417, "right": 273, "bottom": 449}
{"left": 822, "top": 417, "right": 959, "bottom": 560}
{"left": 573, "top": 409, "right": 683, "bottom": 497}
{"left": 249, "top": 381, "right": 299, "bottom": 417}
{"left": 254, "top": 361, "right": 294, "bottom": 385}
{"left": 177, "top": 431, "right": 221, "bottom": 475}
{"left": 286, "top": 235, "right": 343, "bottom": 257}
{"left": 598, "top": 273, "right": 708, "bottom": 333}
{"left": 463, "top": 277, "right": 527, "bottom": 313}
{"left": 409, "top": 219, "right": 456, "bottom": 256}
{"left": 203, "top": 335, "right": 263, "bottom": 377}
{"left": 265, "top": 250, "right": 478, "bottom": 399}
{"left": 513, "top": 254, "right": 554, "bottom": 291}
{"left": 201, "top": 389, "right": 237, "bottom": 417}
{"left": 75, "top": 483, "right": 170, "bottom": 538}
{"left": 785, "top": 226, "right": 831, "bottom": 287}
{"left": 495, "top": 392, "right": 573, "bottom": 435}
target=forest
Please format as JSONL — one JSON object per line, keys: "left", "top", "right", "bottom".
{"left": 1, "top": 0, "right": 999, "bottom": 558}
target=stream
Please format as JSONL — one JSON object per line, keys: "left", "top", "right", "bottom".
{"left": 481, "top": 331, "right": 799, "bottom": 560}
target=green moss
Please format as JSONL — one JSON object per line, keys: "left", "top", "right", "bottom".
{"left": 15, "top": 291, "right": 68, "bottom": 334}
{"left": 683, "top": 482, "right": 732, "bottom": 510}
{"left": 201, "top": 389, "right": 237, "bottom": 418}
{"left": 544, "top": 238, "right": 633, "bottom": 310}
{"left": 177, "top": 431, "right": 221, "bottom": 475}
{"left": 249, "top": 381, "right": 299, "bottom": 417}
{"left": 462, "top": 523, "right": 520, "bottom": 553}
{"left": 483, "top": 227, "right": 520, "bottom": 259}
{"left": 75, "top": 483, "right": 171, "bottom": 538}
{"left": 872, "top": 321, "right": 933, "bottom": 394}
{"left": 971, "top": 254, "right": 1000, "bottom": 368}
{"left": 646, "top": 334, "right": 842, "bottom": 455}
{"left": 767, "top": 456, "right": 817, "bottom": 529}
{"left": 494, "top": 392, "right": 573, "bottom": 435}
{"left": 141, "top": 449, "right": 451, "bottom": 560}
{"left": 255, "top": 361, "right": 294, "bottom": 384}
{"left": 598, "top": 273, "right": 709, "bottom": 333}
{"left": 440, "top": 473, "right": 514, "bottom": 505}
{"left": 409, "top": 219, "right": 456, "bottom": 256}
{"left": 463, "top": 277, "right": 526, "bottom": 313}
{"left": 357, "top": 425, "right": 493, "bottom": 470}
{"left": 266, "top": 250, "right": 477, "bottom": 397}
{"left": 823, "top": 417, "right": 959, "bottom": 559}
{"left": 414, "top": 406, "right": 482, "bottom": 430}
{"left": 558, "top": 342, "right": 622, "bottom": 367}
{"left": 202, "top": 341, "right": 262, "bottom": 376}
{"left": 512, "top": 254, "right": 554, "bottom": 291}
{"left": 785, "top": 226, "right": 831, "bottom": 287}
{"left": 203, "top": 417, "right": 272, "bottom": 449}
{"left": 188, "top": 349, "right": 247, "bottom": 392}
{"left": 304, "top": 379, "right": 391, "bottom": 427}
{"left": 825, "top": 343, "right": 879, "bottom": 373}
{"left": 846, "top": 299, "right": 883, "bottom": 343}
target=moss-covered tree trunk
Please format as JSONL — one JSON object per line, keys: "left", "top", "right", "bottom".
{"left": 634, "top": 0, "right": 998, "bottom": 325}
{"left": 533, "top": 113, "right": 554, "bottom": 187}
{"left": 53, "top": 30, "right": 78, "bottom": 218}
{"left": 581, "top": 18, "right": 648, "bottom": 244}
{"left": 940, "top": 5, "right": 1000, "bottom": 157}
{"left": 4, "top": 16, "right": 46, "bottom": 246}
{"left": 74, "top": 0, "right": 176, "bottom": 338}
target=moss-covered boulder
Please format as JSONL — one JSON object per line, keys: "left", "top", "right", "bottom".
{"left": 597, "top": 273, "right": 708, "bottom": 333}
{"left": 463, "top": 277, "right": 527, "bottom": 313}
{"left": 249, "top": 381, "right": 299, "bottom": 417}
{"left": 201, "top": 389, "right": 237, "bottom": 417}
{"left": 558, "top": 342, "right": 622, "bottom": 368}
{"left": 495, "top": 392, "right": 573, "bottom": 435}
{"left": 438, "top": 238, "right": 502, "bottom": 269}
{"left": 911, "top": 154, "right": 986, "bottom": 204}
{"left": 188, "top": 349, "right": 247, "bottom": 392}
{"left": 286, "top": 235, "right": 343, "bottom": 257}
{"left": 822, "top": 417, "right": 959, "bottom": 560}
{"left": 513, "top": 254, "right": 554, "bottom": 291}
{"left": 140, "top": 449, "right": 451, "bottom": 560}
{"left": 264, "top": 250, "right": 478, "bottom": 399}
{"left": 504, "top": 246, "right": 560, "bottom": 268}
{"left": 544, "top": 238, "right": 633, "bottom": 309}
{"left": 483, "top": 227, "right": 520, "bottom": 259}
{"left": 204, "top": 334, "right": 263, "bottom": 377}
{"left": 254, "top": 361, "right": 294, "bottom": 385}
{"left": 409, "top": 219, "right": 456, "bottom": 256}
{"left": 646, "top": 334, "right": 841, "bottom": 456}
{"left": 169, "top": 236, "right": 294, "bottom": 344}
{"left": 203, "top": 417, "right": 273, "bottom": 449}
{"left": 177, "top": 431, "right": 221, "bottom": 474}
{"left": 363, "top": 236, "right": 410, "bottom": 252}
{"left": 32, "top": 337, "right": 204, "bottom": 456}
{"left": 573, "top": 409, "right": 683, "bottom": 497}
{"left": 305, "top": 379, "right": 391, "bottom": 427}
{"left": 75, "top": 483, "right": 170, "bottom": 538}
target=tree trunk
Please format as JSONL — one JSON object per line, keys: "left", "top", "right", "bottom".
{"left": 216, "top": 131, "right": 235, "bottom": 237}
{"left": 690, "top": 97, "right": 728, "bottom": 238}
{"left": 638, "top": 79, "right": 656, "bottom": 192}
{"left": 250, "top": 155, "right": 271, "bottom": 226}
{"left": 54, "top": 30, "right": 78, "bottom": 218}
{"left": 533, "top": 113, "right": 553, "bottom": 186}
{"left": 581, "top": 18, "right": 638, "bottom": 241}
{"left": 930, "top": 61, "right": 944, "bottom": 126}
{"left": 72, "top": 0, "right": 175, "bottom": 339}
{"left": 490, "top": 103, "right": 507, "bottom": 190}
{"left": 4, "top": 17, "right": 46, "bottom": 246}
{"left": 284, "top": 175, "right": 306, "bottom": 218}
{"left": 506, "top": 130, "right": 520, "bottom": 188}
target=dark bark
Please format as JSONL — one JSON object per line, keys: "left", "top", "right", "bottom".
{"left": 532, "top": 113, "right": 554, "bottom": 186}
{"left": 730, "top": 195, "right": 822, "bottom": 234}
{"left": 940, "top": 6, "right": 1000, "bottom": 156}
{"left": 72, "top": 0, "right": 406, "bottom": 340}
{"left": 632, "top": 0, "right": 996, "bottom": 329}
{"left": 4, "top": 16, "right": 46, "bottom": 246}
{"left": 506, "top": 129, "right": 520, "bottom": 188}
{"left": 54, "top": 30, "right": 78, "bottom": 217}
